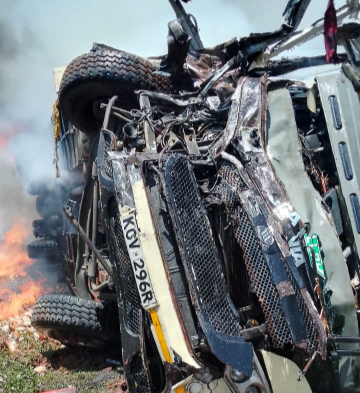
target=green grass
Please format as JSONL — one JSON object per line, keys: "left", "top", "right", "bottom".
{"left": 0, "top": 331, "right": 124, "bottom": 393}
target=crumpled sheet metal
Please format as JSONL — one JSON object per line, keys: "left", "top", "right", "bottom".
{"left": 213, "top": 77, "right": 303, "bottom": 258}
{"left": 267, "top": 87, "right": 359, "bottom": 390}
{"left": 185, "top": 52, "right": 222, "bottom": 83}
{"left": 211, "top": 77, "right": 266, "bottom": 156}
{"left": 211, "top": 77, "right": 245, "bottom": 155}
{"left": 215, "top": 77, "right": 325, "bottom": 353}
{"left": 185, "top": 52, "right": 237, "bottom": 99}
{"left": 219, "top": 77, "right": 290, "bottom": 214}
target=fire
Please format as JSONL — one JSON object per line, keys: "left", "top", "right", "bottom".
{"left": 0, "top": 222, "right": 45, "bottom": 320}
{"left": 0, "top": 281, "right": 44, "bottom": 320}
{"left": 0, "top": 222, "right": 33, "bottom": 280}
{"left": 0, "top": 122, "right": 50, "bottom": 320}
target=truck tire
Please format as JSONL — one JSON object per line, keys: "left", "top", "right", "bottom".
{"left": 27, "top": 239, "right": 62, "bottom": 260}
{"left": 31, "top": 295, "right": 120, "bottom": 349}
{"left": 59, "top": 48, "right": 171, "bottom": 138}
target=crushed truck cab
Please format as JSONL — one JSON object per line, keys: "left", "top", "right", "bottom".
{"left": 30, "top": 1, "right": 360, "bottom": 392}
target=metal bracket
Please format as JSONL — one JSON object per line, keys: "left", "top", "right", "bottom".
{"left": 139, "top": 94, "right": 156, "bottom": 153}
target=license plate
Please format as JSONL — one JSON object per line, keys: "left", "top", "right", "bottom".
{"left": 120, "top": 211, "right": 157, "bottom": 308}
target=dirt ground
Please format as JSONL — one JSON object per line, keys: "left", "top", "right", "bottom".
{"left": 0, "top": 307, "right": 127, "bottom": 393}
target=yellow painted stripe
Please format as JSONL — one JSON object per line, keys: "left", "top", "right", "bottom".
{"left": 150, "top": 310, "right": 188, "bottom": 392}
{"left": 150, "top": 309, "right": 172, "bottom": 363}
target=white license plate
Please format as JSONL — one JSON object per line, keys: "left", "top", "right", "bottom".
{"left": 120, "top": 211, "right": 157, "bottom": 309}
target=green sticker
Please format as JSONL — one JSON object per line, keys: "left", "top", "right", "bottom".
{"left": 304, "top": 233, "right": 326, "bottom": 280}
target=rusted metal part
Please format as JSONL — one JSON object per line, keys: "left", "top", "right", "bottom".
{"left": 199, "top": 56, "right": 239, "bottom": 99}
{"left": 70, "top": 137, "right": 102, "bottom": 299}
{"left": 251, "top": 54, "right": 347, "bottom": 76}
{"left": 136, "top": 90, "right": 200, "bottom": 107}
{"left": 53, "top": 100, "right": 61, "bottom": 178}
{"left": 211, "top": 77, "right": 246, "bottom": 155}
{"left": 298, "top": 351, "right": 319, "bottom": 381}
{"left": 277, "top": 281, "right": 296, "bottom": 299}
{"left": 301, "top": 288, "right": 327, "bottom": 359}
{"left": 63, "top": 207, "right": 113, "bottom": 276}
{"left": 185, "top": 52, "right": 240, "bottom": 97}
{"left": 241, "top": 323, "right": 267, "bottom": 342}
{"left": 89, "top": 162, "right": 99, "bottom": 283}
{"left": 314, "top": 278, "right": 331, "bottom": 335}
{"left": 60, "top": 232, "right": 77, "bottom": 293}
{"left": 100, "top": 103, "right": 132, "bottom": 123}
{"left": 102, "top": 95, "right": 118, "bottom": 130}
{"left": 185, "top": 52, "right": 222, "bottom": 83}
{"left": 139, "top": 94, "right": 156, "bottom": 153}
{"left": 184, "top": 127, "right": 200, "bottom": 155}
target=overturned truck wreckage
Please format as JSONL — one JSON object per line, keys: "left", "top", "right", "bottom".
{"left": 31, "top": 0, "right": 360, "bottom": 392}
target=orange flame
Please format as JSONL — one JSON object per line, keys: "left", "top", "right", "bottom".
{"left": 0, "top": 222, "right": 46, "bottom": 320}
{"left": 0, "top": 123, "right": 51, "bottom": 320}
{"left": 0, "top": 281, "right": 44, "bottom": 320}
{"left": 0, "top": 222, "right": 33, "bottom": 280}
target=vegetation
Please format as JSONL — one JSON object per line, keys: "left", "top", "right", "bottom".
{"left": 0, "top": 322, "right": 125, "bottom": 393}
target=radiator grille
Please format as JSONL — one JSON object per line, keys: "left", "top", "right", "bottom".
{"left": 104, "top": 149, "right": 114, "bottom": 179}
{"left": 130, "top": 354, "right": 151, "bottom": 393}
{"left": 111, "top": 215, "right": 141, "bottom": 335}
{"left": 233, "top": 205, "right": 292, "bottom": 348}
{"left": 166, "top": 156, "right": 243, "bottom": 337}
{"left": 214, "top": 162, "right": 293, "bottom": 348}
